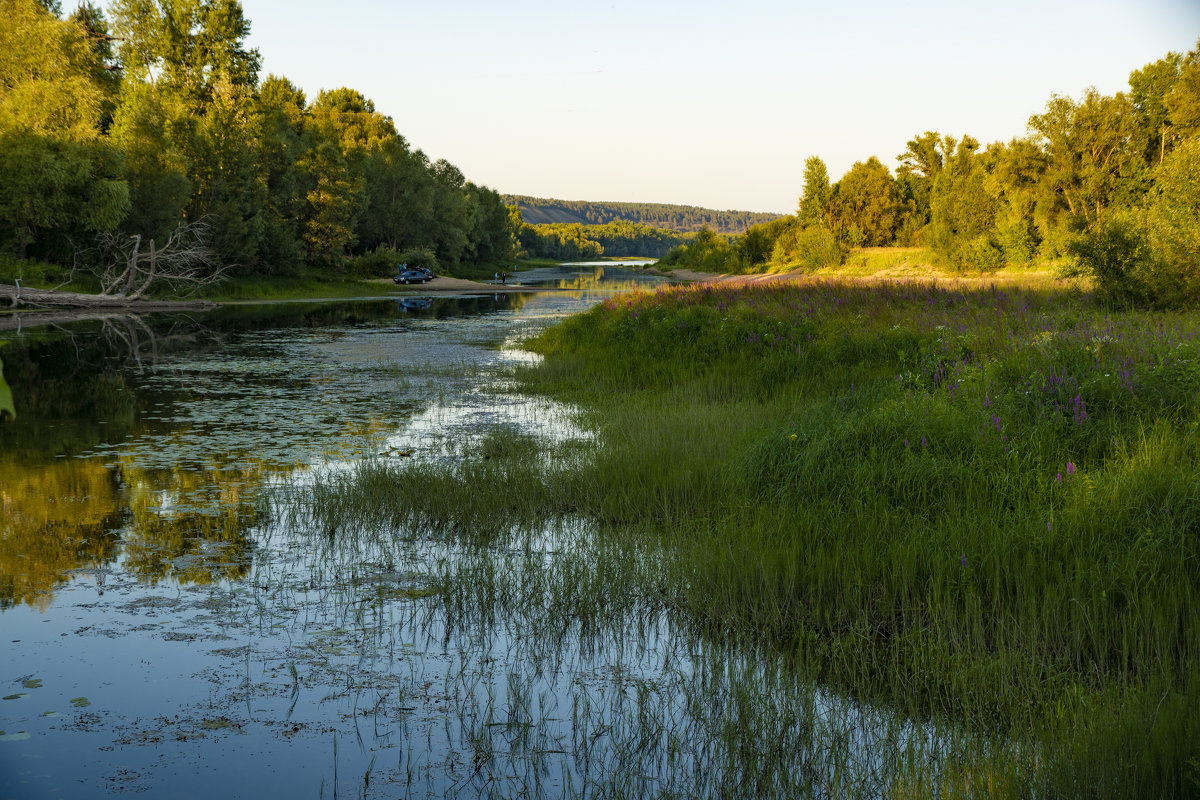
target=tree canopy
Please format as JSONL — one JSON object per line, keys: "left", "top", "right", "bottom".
{"left": 0, "top": 0, "right": 517, "bottom": 291}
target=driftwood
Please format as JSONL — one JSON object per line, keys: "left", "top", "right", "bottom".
{"left": 0, "top": 283, "right": 216, "bottom": 312}
{"left": 1, "top": 220, "right": 227, "bottom": 312}
{"left": 93, "top": 221, "right": 225, "bottom": 300}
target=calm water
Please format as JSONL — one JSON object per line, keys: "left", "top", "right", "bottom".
{"left": 1, "top": 266, "right": 952, "bottom": 798}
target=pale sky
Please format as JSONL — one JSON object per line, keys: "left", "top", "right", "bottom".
{"left": 155, "top": 0, "right": 1200, "bottom": 212}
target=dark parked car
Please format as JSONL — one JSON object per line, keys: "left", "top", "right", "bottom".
{"left": 393, "top": 267, "right": 433, "bottom": 285}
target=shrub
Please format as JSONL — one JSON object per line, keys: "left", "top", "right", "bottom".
{"left": 396, "top": 246, "right": 439, "bottom": 273}
{"left": 772, "top": 224, "right": 843, "bottom": 271}
{"left": 964, "top": 234, "right": 1005, "bottom": 270}
{"left": 1068, "top": 216, "right": 1159, "bottom": 307}
{"left": 1069, "top": 140, "right": 1200, "bottom": 309}
{"left": 347, "top": 246, "right": 400, "bottom": 278}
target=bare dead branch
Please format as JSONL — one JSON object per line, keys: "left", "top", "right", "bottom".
{"left": 92, "top": 219, "right": 229, "bottom": 300}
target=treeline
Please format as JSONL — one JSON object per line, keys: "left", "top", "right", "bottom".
{"left": 0, "top": 0, "right": 516, "bottom": 289}
{"left": 512, "top": 218, "right": 694, "bottom": 261}
{"left": 503, "top": 195, "right": 780, "bottom": 235}
{"left": 664, "top": 41, "right": 1200, "bottom": 307}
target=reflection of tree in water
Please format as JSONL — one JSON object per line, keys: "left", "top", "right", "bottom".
{"left": 118, "top": 461, "right": 264, "bottom": 586}
{"left": 1, "top": 327, "right": 136, "bottom": 422}
{"left": 0, "top": 456, "right": 267, "bottom": 609}
{"left": 0, "top": 457, "right": 125, "bottom": 611}
{"left": 2, "top": 296, "right": 536, "bottom": 608}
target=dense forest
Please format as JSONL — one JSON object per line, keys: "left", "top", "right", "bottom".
{"left": 0, "top": 0, "right": 516, "bottom": 291}
{"left": 512, "top": 219, "right": 696, "bottom": 260}
{"left": 663, "top": 41, "right": 1200, "bottom": 307}
{"left": 503, "top": 195, "right": 780, "bottom": 235}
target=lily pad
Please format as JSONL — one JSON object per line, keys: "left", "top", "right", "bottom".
{"left": 0, "top": 732, "right": 31, "bottom": 742}
{"left": 21, "top": 678, "right": 42, "bottom": 689}
{"left": 69, "top": 697, "right": 91, "bottom": 708}
{"left": 2, "top": 693, "right": 26, "bottom": 701}
{"left": 199, "top": 717, "right": 238, "bottom": 730}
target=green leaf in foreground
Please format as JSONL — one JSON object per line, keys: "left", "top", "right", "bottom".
{"left": 0, "top": 357, "right": 15, "bottom": 422}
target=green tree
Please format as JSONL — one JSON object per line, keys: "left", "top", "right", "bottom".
{"left": 1165, "top": 39, "right": 1200, "bottom": 139}
{"left": 308, "top": 88, "right": 397, "bottom": 153}
{"left": 253, "top": 75, "right": 309, "bottom": 272}
{"left": 797, "top": 156, "right": 830, "bottom": 227}
{"left": 187, "top": 77, "right": 265, "bottom": 269}
{"left": 1140, "top": 135, "right": 1200, "bottom": 306}
{"left": 893, "top": 131, "right": 951, "bottom": 243}
{"left": 107, "top": 83, "right": 191, "bottom": 243}
{"left": 981, "top": 138, "right": 1048, "bottom": 263}
{"left": 0, "top": 0, "right": 107, "bottom": 142}
{"left": 297, "top": 141, "right": 362, "bottom": 267}
{"left": 0, "top": 135, "right": 129, "bottom": 259}
{"left": 928, "top": 136, "right": 999, "bottom": 267}
{"left": 357, "top": 136, "right": 434, "bottom": 253}
{"left": 463, "top": 183, "right": 514, "bottom": 266}
{"left": 110, "top": 0, "right": 260, "bottom": 109}
{"left": 427, "top": 159, "right": 470, "bottom": 268}
{"left": 1129, "top": 52, "right": 1183, "bottom": 165}
{"left": 1028, "top": 88, "right": 1143, "bottom": 231}
{"left": 67, "top": 2, "right": 122, "bottom": 132}
{"left": 828, "top": 157, "right": 899, "bottom": 247}
{"left": 897, "top": 131, "right": 948, "bottom": 180}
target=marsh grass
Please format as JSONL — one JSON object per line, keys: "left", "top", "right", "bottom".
{"left": 298, "top": 277, "right": 1199, "bottom": 795}
{"left": 295, "top": 473, "right": 1012, "bottom": 798}
{"left": 514, "top": 277, "right": 1200, "bottom": 797}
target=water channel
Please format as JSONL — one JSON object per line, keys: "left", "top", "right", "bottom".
{"left": 1, "top": 265, "right": 953, "bottom": 798}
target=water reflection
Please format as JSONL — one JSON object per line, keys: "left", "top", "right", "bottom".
{"left": 0, "top": 292, "right": 612, "bottom": 608}
{"left": 0, "top": 273, "right": 979, "bottom": 798}
{"left": 0, "top": 457, "right": 123, "bottom": 610}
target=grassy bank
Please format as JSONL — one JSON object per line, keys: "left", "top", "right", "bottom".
{"left": 517, "top": 278, "right": 1200, "bottom": 796}
{"left": 301, "top": 275, "right": 1199, "bottom": 795}
{"left": 196, "top": 273, "right": 395, "bottom": 301}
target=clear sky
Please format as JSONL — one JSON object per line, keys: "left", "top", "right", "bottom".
{"left": 223, "top": 1, "right": 1200, "bottom": 212}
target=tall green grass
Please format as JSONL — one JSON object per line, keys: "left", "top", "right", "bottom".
{"left": 301, "top": 276, "right": 1199, "bottom": 795}
{"left": 517, "top": 278, "right": 1200, "bottom": 797}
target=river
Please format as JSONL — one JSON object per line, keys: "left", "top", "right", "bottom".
{"left": 1, "top": 265, "right": 950, "bottom": 798}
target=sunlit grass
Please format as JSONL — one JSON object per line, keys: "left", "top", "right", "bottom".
{"left": 515, "top": 277, "right": 1200, "bottom": 797}
{"left": 297, "top": 276, "right": 1200, "bottom": 795}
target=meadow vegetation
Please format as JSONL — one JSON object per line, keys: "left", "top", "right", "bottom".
{"left": 519, "top": 278, "right": 1200, "bottom": 796}
{"left": 303, "top": 274, "right": 1200, "bottom": 795}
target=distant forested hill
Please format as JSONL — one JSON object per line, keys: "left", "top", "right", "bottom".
{"left": 503, "top": 196, "right": 781, "bottom": 235}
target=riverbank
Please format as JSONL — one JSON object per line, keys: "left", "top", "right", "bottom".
{"left": 511, "top": 277, "right": 1199, "bottom": 796}
{"left": 666, "top": 255, "right": 1073, "bottom": 290}
{"left": 0, "top": 268, "right": 631, "bottom": 315}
